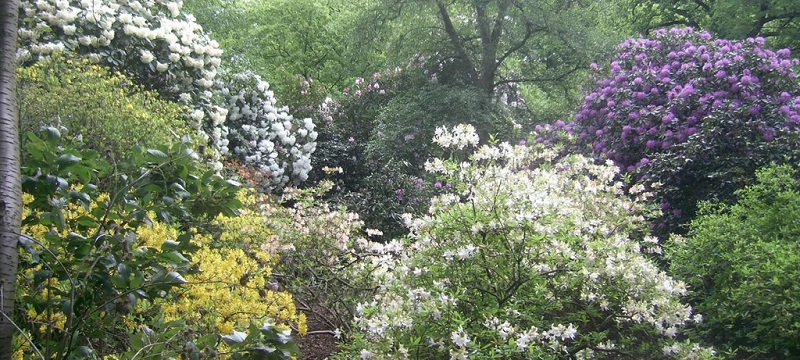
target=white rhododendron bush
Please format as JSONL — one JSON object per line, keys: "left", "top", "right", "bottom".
{"left": 17, "top": 0, "right": 316, "bottom": 190}
{"left": 337, "top": 125, "right": 715, "bottom": 359}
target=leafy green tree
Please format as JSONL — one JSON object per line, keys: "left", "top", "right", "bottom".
{"left": 185, "top": 0, "right": 370, "bottom": 95}
{"left": 629, "top": 0, "right": 800, "bottom": 51}
{"left": 0, "top": 0, "right": 21, "bottom": 357}
{"left": 359, "top": 0, "right": 626, "bottom": 100}
{"left": 311, "top": 68, "right": 514, "bottom": 238}
{"left": 669, "top": 164, "right": 800, "bottom": 358}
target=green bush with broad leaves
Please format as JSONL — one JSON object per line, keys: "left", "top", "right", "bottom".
{"left": 17, "top": 56, "right": 193, "bottom": 160}
{"left": 14, "top": 128, "right": 301, "bottom": 359}
{"left": 310, "top": 68, "right": 514, "bottom": 238}
{"left": 367, "top": 81, "right": 513, "bottom": 172}
{"left": 669, "top": 164, "right": 800, "bottom": 359}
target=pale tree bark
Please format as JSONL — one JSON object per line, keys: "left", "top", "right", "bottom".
{"left": 0, "top": 0, "right": 21, "bottom": 358}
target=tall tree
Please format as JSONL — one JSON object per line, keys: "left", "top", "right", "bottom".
{"left": 360, "top": 0, "right": 625, "bottom": 97}
{"left": 629, "top": 0, "right": 800, "bottom": 51}
{"left": 184, "top": 0, "right": 371, "bottom": 94}
{"left": 0, "top": 0, "right": 21, "bottom": 357}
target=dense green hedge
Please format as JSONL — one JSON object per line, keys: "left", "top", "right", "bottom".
{"left": 669, "top": 164, "right": 800, "bottom": 359}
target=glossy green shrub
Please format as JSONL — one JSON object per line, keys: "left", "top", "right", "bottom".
{"left": 669, "top": 164, "right": 800, "bottom": 358}
{"left": 311, "top": 69, "right": 512, "bottom": 238}
{"left": 367, "top": 82, "right": 512, "bottom": 172}
{"left": 17, "top": 56, "right": 192, "bottom": 160}
{"left": 13, "top": 128, "right": 301, "bottom": 359}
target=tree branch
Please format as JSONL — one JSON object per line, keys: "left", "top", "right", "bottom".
{"left": 496, "top": 21, "right": 540, "bottom": 68}
{"left": 436, "top": 0, "right": 478, "bottom": 82}
{"left": 691, "top": 0, "right": 711, "bottom": 13}
{"left": 492, "top": 65, "right": 582, "bottom": 90}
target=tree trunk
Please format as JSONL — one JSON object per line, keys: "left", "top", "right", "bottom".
{"left": 0, "top": 0, "right": 21, "bottom": 358}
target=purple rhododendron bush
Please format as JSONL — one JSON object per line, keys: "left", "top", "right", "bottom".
{"left": 332, "top": 125, "right": 715, "bottom": 359}
{"left": 544, "top": 28, "right": 800, "bottom": 236}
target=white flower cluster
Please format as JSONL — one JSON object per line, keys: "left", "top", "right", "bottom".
{"left": 18, "top": 0, "right": 318, "bottom": 191}
{"left": 433, "top": 124, "right": 480, "bottom": 150}
{"left": 221, "top": 71, "right": 317, "bottom": 190}
{"left": 342, "top": 125, "right": 714, "bottom": 358}
{"left": 18, "top": 0, "right": 222, "bottom": 84}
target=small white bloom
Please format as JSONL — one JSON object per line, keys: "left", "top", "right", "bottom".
{"left": 139, "top": 49, "right": 155, "bottom": 64}
{"left": 119, "top": 13, "right": 133, "bottom": 24}
{"left": 516, "top": 332, "right": 531, "bottom": 351}
{"left": 189, "top": 109, "right": 204, "bottom": 121}
{"left": 451, "top": 327, "right": 470, "bottom": 348}
{"left": 62, "top": 24, "right": 76, "bottom": 35}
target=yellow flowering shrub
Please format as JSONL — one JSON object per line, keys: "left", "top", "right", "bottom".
{"left": 157, "top": 189, "right": 307, "bottom": 336}
{"left": 17, "top": 55, "right": 192, "bottom": 159}
{"left": 15, "top": 191, "right": 181, "bottom": 356}
{"left": 15, "top": 187, "right": 305, "bottom": 357}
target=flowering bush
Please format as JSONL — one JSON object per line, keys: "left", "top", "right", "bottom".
{"left": 220, "top": 71, "right": 318, "bottom": 190}
{"left": 307, "top": 68, "right": 419, "bottom": 236}
{"left": 17, "top": 55, "right": 190, "bottom": 159}
{"left": 18, "top": 0, "right": 317, "bottom": 190}
{"left": 13, "top": 129, "right": 302, "bottom": 358}
{"left": 558, "top": 27, "right": 800, "bottom": 235}
{"left": 669, "top": 164, "right": 800, "bottom": 358}
{"left": 263, "top": 182, "right": 383, "bottom": 334}
{"left": 151, "top": 189, "right": 306, "bottom": 356}
{"left": 335, "top": 125, "right": 715, "bottom": 359}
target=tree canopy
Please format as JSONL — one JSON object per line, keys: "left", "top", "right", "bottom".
{"left": 629, "top": 0, "right": 800, "bottom": 51}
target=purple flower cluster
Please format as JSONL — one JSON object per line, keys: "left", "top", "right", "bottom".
{"left": 544, "top": 28, "right": 800, "bottom": 237}
{"left": 569, "top": 27, "right": 800, "bottom": 173}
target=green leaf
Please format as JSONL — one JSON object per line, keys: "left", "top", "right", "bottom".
{"left": 159, "top": 209, "right": 174, "bottom": 223}
{"left": 161, "top": 240, "right": 181, "bottom": 248}
{"left": 146, "top": 149, "right": 169, "bottom": 160}
{"left": 43, "top": 126, "right": 61, "bottom": 141}
{"left": 160, "top": 251, "right": 190, "bottom": 265}
{"left": 76, "top": 215, "right": 98, "bottom": 228}
{"left": 57, "top": 153, "right": 82, "bottom": 166}
{"left": 118, "top": 263, "right": 132, "bottom": 282}
{"left": 130, "top": 273, "right": 145, "bottom": 289}
{"left": 171, "top": 183, "right": 191, "bottom": 199}
{"left": 167, "top": 271, "right": 188, "bottom": 284}
{"left": 221, "top": 331, "right": 248, "bottom": 344}
{"left": 129, "top": 333, "right": 146, "bottom": 351}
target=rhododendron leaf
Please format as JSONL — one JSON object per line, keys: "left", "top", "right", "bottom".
{"left": 56, "top": 153, "right": 81, "bottom": 167}
{"left": 167, "top": 271, "right": 188, "bottom": 284}
{"left": 130, "top": 272, "right": 145, "bottom": 289}
{"left": 117, "top": 263, "right": 131, "bottom": 282}
{"left": 222, "top": 331, "right": 248, "bottom": 344}
{"left": 129, "top": 333, "right": 146, "bottom": 351}
{"left": 146, "top": 149, "right": 169, "bottom": 161}
{"left": 161, "top": 240, "right": 181, "bottom": 248}
{"left": 160, "top": 251, "right": 190, "bottom": 265}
